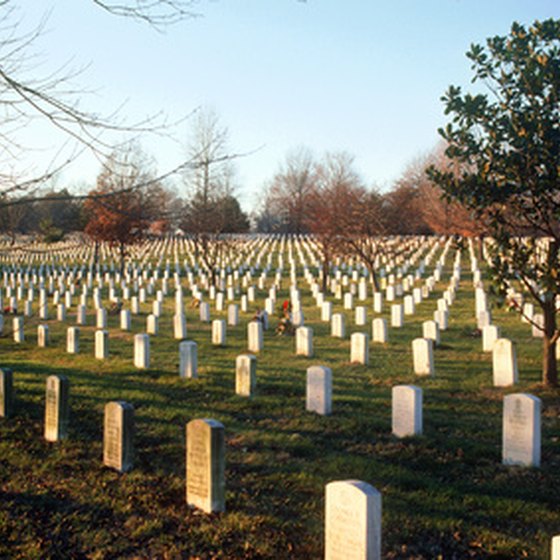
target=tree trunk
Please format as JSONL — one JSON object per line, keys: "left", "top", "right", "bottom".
{"left": 542, "top": 240, "right": 559, "bottom": 387}
{"left": 367, "top": 262, "right": 380, "bottom": 292}
{"left": 119, "top": 241, "right": 125, "bottom": 276}
{"left": 543, "top": 296, "right": 558, "bottom": 387}
{"left": 477, "top": 236, "right": 484, "bottom": 261}
{"left": 321, "top": 243, "right": 330, "bottom": 293}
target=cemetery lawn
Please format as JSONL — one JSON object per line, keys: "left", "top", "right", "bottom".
{"left": 1, "top": 271, "right": 559, "bottom": 559}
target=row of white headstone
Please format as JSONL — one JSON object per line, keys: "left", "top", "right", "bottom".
{"left": 0, "top": 366, "right": 542, "bottom": 468}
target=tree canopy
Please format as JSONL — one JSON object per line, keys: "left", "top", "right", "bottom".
{"left": 428, "top": 18, "right": 560, "bottom": 386}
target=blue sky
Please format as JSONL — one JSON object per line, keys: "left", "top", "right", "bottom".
{"left": 13, "top": 0, "right": 560, "bottom": 211}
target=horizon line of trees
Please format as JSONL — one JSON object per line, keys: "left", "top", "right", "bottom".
{"left": 0, "top": 136, "right": 483, "bottom": 245}
{"left": 254, "top": 143, "right": 483, "bottom": 238}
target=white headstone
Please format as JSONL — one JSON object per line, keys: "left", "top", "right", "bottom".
{"left": 404, "top": 295, "right": 415, "bottom": 315}
{"left": 433, "top": 309, "right": 448, "bottom": 330}
{"left": 96, "top": 308, "right": 107, "bottom": 329}
{"left": 325, "top": 480, "right": 382, "bottom": 560}
{"left": 134, "top": 333, "right": 150, "bottom": 369}
{"left": 147, "top": 313, "right": 158, "bottom": 335}
{"left": 492, "top": 338, "right": 518, "bottom": 387}
{"left": 321, "top": 301, "right": 333, "bottom": 322}
{"left": 37, "top": 324, "right": 49, "bottom": 348}
{"left": 373, "top": 292, "right": 383, "bottom": 313}
{"left": 372, "top": 318, "right": 388, "bottom": 344}
{"left": 153, "top": 299, "right": 163, "bottom": 318}
{"left": 13, "top": 316, "right": 24, "bottom": 343}
{"left": 76, "top": 304, "right": 87, "bottom": 325}
{"left": 306, "top": 365, "right": 332, "bottom": 415}
{"left": 247, "top": 321, "right": 263, "bottom": 353}
{"left": 296, "top": 326, "right": 313, "bottom": 357}
{"left": 186, "top": 418, "right": 225, "bottom": 513}
{"left": 235, "top": 354, "right": 256, "bottom": 397}
{"left": 227, "top": 304, "right": 239, "bottom": 326}
{"left": 351, "top": 332, "right": 369, "bottom": 365}
{"left": 391, "top": 304, "right": 403, "bottom": 328}
{"left": 44, "top": 375, "right": 70, "bottom": 442}
{"left": 103, "top": 401, "right": 134, "bottom": 473}
{"left": 422, "top": 320, "right": 440, "bottom": 346}
{"left": 477, "top": 309, "right": 492, "bottom": 330}
{"left": 179, "top": 340, "right": 198, "bottom": 379}
{"left": 67, "top": 326, "right": 79, "bottom": 354}
{"left": 412, "top": 338, "right": 434, "bottom": 376}
{"left": 331, "top": 313, "right": 346, "bottom": 338}
{"left": 552, "top": 536, "right": 560, "bottom": 560}
{"left": 355, "top": 306, "right": 367, "bottom": 326}
{"left": 392, "top": 385, "right": 422, "bottom": 438}
{"left": 95, "top": 330, "right": 109, "bottom": 360}
{"left": 212, "top": 319, "right": 226, "bottom": 346}
{"left": 532, "top": 313, "right": 544, "bottom": 338}
{"left": 120, "top": 309, "right": 131, "bottom": 331}
{"left": 0, "top": 368, "right": 14, "bottom": 418}
{"left": 199, "top": 302, "right": 210, "bottom": 322}
{"left": 57, "top": 303, "right": 66, "bottom": 322}
{"left": 502, "top": 393, "right": 541, "bottom": 468}
{"left": 173, "top": 313, "right": 187, "bottom": 340}
{"left": 482, "top": 324, "right": 500, "bottom": 352}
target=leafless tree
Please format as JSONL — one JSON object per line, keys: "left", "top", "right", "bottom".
{"left": 92, "top": 0, "right": 201, "bottom": 29}
{"left": 0, "top": 0, "right": 198, "bottom": 198}
{"left": 305, "top": 152, "right": 364, "bottom": 291}
{"left": 265, "top": 147, "right": 316, "bottom": 234}
{"left": 84, "top": 142, "right": 163, "bottom": 272}
{"left": 180, "top": 108, "right": 245, "bottom": 283}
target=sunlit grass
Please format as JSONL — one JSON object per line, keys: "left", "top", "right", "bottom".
{"left": 0, "top": 254, "right": 559, "bottom": 559}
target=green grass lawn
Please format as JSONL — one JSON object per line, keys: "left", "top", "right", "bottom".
{"left": 0, "top": 246, "right": 559, "bottom": 559}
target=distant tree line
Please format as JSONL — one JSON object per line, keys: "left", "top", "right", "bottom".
{"left": 253, "top": 143, "right": 482, "bottom": 238}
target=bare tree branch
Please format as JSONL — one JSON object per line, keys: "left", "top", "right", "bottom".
{"left": 92, "top": 0, "right": 202, "bottom": 30}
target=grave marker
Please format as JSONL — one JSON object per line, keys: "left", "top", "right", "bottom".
{"left": 351, "top": 332, "right": 369, "bottom": 365}
{"left": 391, "top": 304, "right": 403, "bottom": 328}
{"left": 355, "top": 306, "right": 367, "bottom": 326}
{"left": 482, "top": 325, "right": 500, "bottom": 352}
{"left": 147, "top": 313, "right": 158, "bottom": 335}
{"left": 13, "top": 316, "right": 24, "bottom": 343}
{"left": 552, "top": 536, "right": 560, "bottom": 560}
{"left": 492, "top": 338, "right": 518, "bottom": 387}
{"left": 212, "top": 319, "right": 226, "bottom": 346}
{"left": 422, "top": 320, "right": 440, "bottom": 346}
{"left": 103, "top": 401, "right": 134, "bottom": 473}
{"left": 134, "top": 334, "right": 150, "bottom": 369}
{"left": 174, "top": 313, "right": 187, "bottom": 340}
{"left": 503, "top": 393, "right": 541, "bottom": 467}
{"left": 412, "top": 338, "right": 434, "bottom": 376}
{"left": 325, "top": 480, "right": 382, "bottom": 560}
{"left": 372, "top": 318, "right": 388, "bottom": 344}
{"left": 331, "top": 313, "right": 345, "bottom": 338}
{"left": 392, "top": 385, "right": 422, "bottom": 438}
{"left": 67, "top": 327, "right": 80, "bottom": 354}
{"left": 44, "top": 375, "right": 70, "bottom": 442}
{"left": 186, "top": 418, "right": 225, "bottom": 513}
{"left": 37, "top": 324, "right": 49, "bottom": 348}
{"left": 235, "top": 354, "right": 256, "bottom": 397}
{"left": 0, "top": 368, "right": 14, "bottom": 418}
{"left": 95, "top": 330, "right": 109, "bottom": 360}
{"left": 306, "top": 365, "right": 332, "bottom": 415}
{"left": 247, "top": 321, "right": 263, "bottom": 353}
{"left": 120, "top": 309, "right": 131, "bottom": 331}
{"left": 179, "top": 340, "right": 198, "bottom": 378}
{"left": 296, "top": 326, "right": 314, "bottom": 357}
